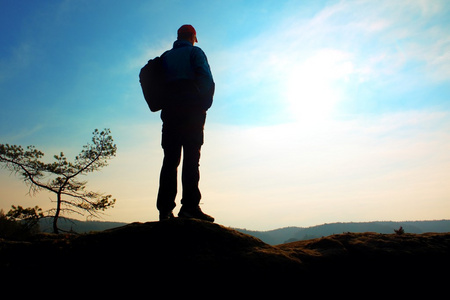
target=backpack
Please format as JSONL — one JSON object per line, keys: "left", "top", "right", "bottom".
{"left": 139, "top": 54, "right": 167, "bottom": 112}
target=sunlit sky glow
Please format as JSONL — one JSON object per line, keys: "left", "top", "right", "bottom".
{"left": 1, "top": 0, "right": 449, "bottom": 230}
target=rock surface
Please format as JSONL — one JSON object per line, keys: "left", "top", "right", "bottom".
{"left": 1, "top": 218, "right": 449, "bottom": 291}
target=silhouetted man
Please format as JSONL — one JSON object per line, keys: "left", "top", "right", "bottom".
{"left": 157, "top": 25, "right": 215, "bottom": 222}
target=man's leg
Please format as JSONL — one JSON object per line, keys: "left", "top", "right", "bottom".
{"left": 179, "top": 143, "right": 214, "bottom": 222}
{"left": 157, "top": 144, "right": 182, "bottom": 215}
{"left": 180, "top": 144, "right": 202, "bottom": 208}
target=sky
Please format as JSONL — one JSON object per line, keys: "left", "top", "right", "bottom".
{"left": 1, "top": 0, "right": 449, "bottom": 230}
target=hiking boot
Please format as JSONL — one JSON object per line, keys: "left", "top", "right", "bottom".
{"left": 178, "top": 206, "right": 214, "bottom": 222}
{"left": 159, "top": 211, "right": 175, "bottom": 221}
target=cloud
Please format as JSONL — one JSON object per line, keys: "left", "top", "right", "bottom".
{"left": 2, "top": 109, "right": 447, "bottom": 228}
{"left": 409, "top": 30, "right": 450, "bottom": 82}
{"left": 0, "top": 124, "right": 45, "bottom": 144}
{"left": 0, "top": 42, "right": 33, "bottom": 82}
{"left": 211, "top": 0, "right": 450, "bottom": 125}
{"left": 202, "top": 109, "right": 450, "bottom": 228}
{"left": 124, "top": 38, "right": 174, "bottom": 73}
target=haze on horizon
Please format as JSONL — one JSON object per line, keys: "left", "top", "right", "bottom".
{"left": 1, "top": 0, "right": 449, "bottom": 230}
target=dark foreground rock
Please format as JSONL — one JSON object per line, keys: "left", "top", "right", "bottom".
{"left": 1, "top": 218, "right": 449, "bottom": 291}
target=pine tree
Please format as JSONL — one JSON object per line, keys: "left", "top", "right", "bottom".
{"left": 0, "top": 129, "right": 117, "bottom": 233}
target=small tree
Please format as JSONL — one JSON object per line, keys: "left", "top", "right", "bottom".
{"left": 0, "top": 129, "right": 117, "bottom": 233}
{"left": 7, "top": 205, "right": 44, "bottom": 232}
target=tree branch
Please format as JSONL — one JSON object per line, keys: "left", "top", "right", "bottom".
{"left": 0, "top": 154, "right": 57, "bottom": 194}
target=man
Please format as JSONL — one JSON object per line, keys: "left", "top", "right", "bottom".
{"left": 157, "top": 25, "right": 215, "bottom": 222}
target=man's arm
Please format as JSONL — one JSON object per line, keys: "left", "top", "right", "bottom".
{"left": 191, "top": 47, "right": 215, "bottom": 110}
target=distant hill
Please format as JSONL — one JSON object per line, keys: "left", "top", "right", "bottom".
{"left": 236, "top": 220, "right": 450, "bottom": 245}
{"left": 37, "top": 218, "right": 450, "bottom": 245}
{"left": 38, "top": 218, "right": 127, "bottom": 233}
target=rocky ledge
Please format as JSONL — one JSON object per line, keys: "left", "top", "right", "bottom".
{"left": 1, "top": 218, "right": 449, "bottom": 291}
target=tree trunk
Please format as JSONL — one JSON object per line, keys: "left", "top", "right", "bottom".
{"left": 53, "top": 193, "right": 62, "bottom": 234}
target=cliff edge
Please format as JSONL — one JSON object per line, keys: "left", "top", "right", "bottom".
{"left": 1, "top": 218, "right": 449, "bottom": 290}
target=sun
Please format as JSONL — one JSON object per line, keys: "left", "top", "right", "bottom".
{"left": 284, "top": 74, "right": 338, "bottom": 123}
{"left": 281, "top": 49, "right": 353, "bottom": 124}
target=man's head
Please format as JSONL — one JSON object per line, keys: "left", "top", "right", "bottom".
{"left": 177, "top": 24, "right": 198, "bottom": 45}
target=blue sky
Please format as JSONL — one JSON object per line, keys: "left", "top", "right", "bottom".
{"left": 1, "top": 0, "right": 449, "bottom": 230}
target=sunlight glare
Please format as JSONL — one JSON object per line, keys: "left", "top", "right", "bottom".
{"left": 282, "top": 49, "right": 353, "bottom": 124}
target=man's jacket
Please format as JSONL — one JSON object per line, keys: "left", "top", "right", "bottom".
{"left": 162, "top": 40, "right": 215, "bottom": 110}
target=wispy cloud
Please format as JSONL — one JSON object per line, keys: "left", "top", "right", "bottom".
{"left": 203, "top": 109, "right": 450, "bottom": 228}
{"left": 0, "top": 124, "right": 45, "bottom": 144}
{"left": 212, "top": 0, "right": 450, "bottom": 124}
{"left": 0, "top": 42, "right": 33, "bottom": 82}
{"left": 124, "top": 39, "right": 174, "bottom": 73}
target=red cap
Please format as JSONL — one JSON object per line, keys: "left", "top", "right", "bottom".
{"left": 178, "top": 24, "right": 198, "bottom": 42}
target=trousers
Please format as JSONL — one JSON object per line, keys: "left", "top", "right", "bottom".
{"left": 157, "top": 108, "right": 206, "bottom": 212}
